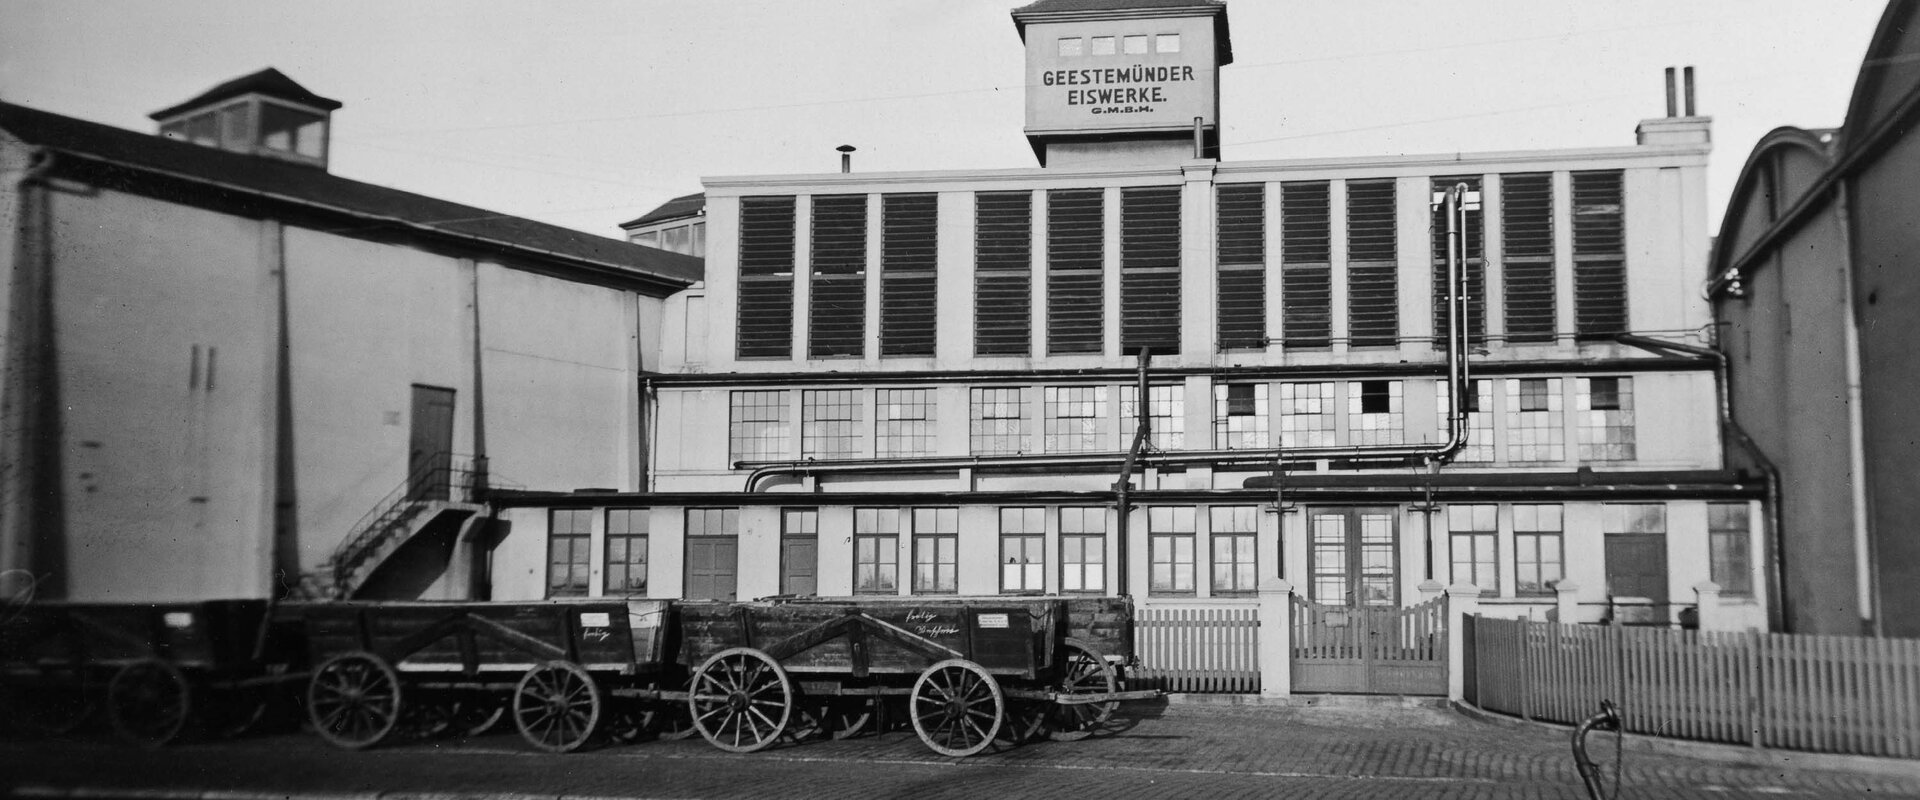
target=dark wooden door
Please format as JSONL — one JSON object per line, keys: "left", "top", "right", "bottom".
{"left": 408, "top": 385, "right": 456, "bottom": 501}
{"left": 1604, "top": 534, "right": 1668, "bottom": 603}
{"left": 685, "top": 537, "right": 738, "bottom": 601}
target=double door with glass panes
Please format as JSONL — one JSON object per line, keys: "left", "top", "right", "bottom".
{"left": 1307, "top": 507, "right": 1400, "bottom": 606}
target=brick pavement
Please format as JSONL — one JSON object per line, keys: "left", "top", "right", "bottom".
{"left": 4, "top": 700, "right": 1918, "bottom": 800}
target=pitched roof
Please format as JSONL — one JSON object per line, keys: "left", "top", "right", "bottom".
{"left": 1, "top": 100, "right": 702, "bottom": 290}
{"left": 1012, "top": 0, "right": 1224, "bottom": 13}
{"left": 1011, "top": 0, "right": 1232, "bottom": 65}
{"left": 149, "top": 67, "right": 344, "bottom": 120}
{"left": 619, "top": 192, "right": 706, "bottom": 230}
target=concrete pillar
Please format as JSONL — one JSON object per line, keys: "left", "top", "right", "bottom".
{"left": 1417, "top": 579, "right": 1444, "bottom": 604}
{"left": 1446, "top": 583, "right": 1482, "bottom": 702}
{"left": 1693, "top": 580, "right": 1723, "bottom": 632}
{"left": 1555, "top": 580, "right": 1580, "bottom": 625}
{"left": 1258, "top": 577, "right": 1294, "bottom": 698}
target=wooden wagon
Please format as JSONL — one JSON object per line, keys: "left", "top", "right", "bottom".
{"left": 0, "top": 599, "right": 306, "bottom": 746}
{"left": 298, "top": 599, "right": 681, "bottom": 753}
{"left": 676, "top": 595, "right": 1153, "bottom": 757}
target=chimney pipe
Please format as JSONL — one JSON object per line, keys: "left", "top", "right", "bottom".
{"left": 1665, "top": 67, "right": 1678, "bottom": 118}
{"left": 837, "top": 144, "right": 856, "bottom": 173}
{"left": 1193, "top": 117, "right": 1205, "bottom": 159}
{"left": 1683, "top": 66, "right": 1697, "bottom": 116}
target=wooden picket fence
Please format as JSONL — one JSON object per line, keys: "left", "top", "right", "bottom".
{"left": 1131, "top": 603, "right": 1261, "bottom": 693}
{"left": 1467, "top": 615, "right": 1920, "bottom": 758}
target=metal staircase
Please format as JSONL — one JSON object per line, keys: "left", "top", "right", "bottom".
{"left": 297, "top": 453, "right": 488, "bottom": 600}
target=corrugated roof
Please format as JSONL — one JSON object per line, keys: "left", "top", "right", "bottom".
{"left": 149, "top": 67, "right": 344, "bottom": 120}
{"left": 2, "top": 100, "right": 702, "bottom": 289}
{"left": 619, "top": 192, "right": 706, "bottom": 229}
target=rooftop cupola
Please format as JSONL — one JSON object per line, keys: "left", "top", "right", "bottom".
{"left": 1011, "top": 0, "right": 1232, "bottom": 168}
{"left": 149, "top": 68, "right": 342, "bottom": 168}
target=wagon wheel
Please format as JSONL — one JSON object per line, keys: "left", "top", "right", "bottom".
{"left": 910, "top": 659, "right": 1005, "bottom": 758}
{"left": 210, "top": 685, "right": 273, "bottom": 739}
{"left": 512, "top": 661, "right": 604, "bottom": 753}
{"left": 307, "top": 651, "right": 403, "bottom": 750}
{"left": 403, "top": 690, "right": 505, "bottom": 740}
{"left": 999, "top": 701, "right": 1047, "bottom": 745}
{"left": 688, "top": 647, "right": 792, "bottom": 753}
{"left": 826, "top": 697, "right": 877, "bottom": 740}
{"left": 1046, "top": 639, "right": 1118, "bottom": 742}
{"left": 451, "top": 693, "right": 508, "bottom": 737}
{"left": 107, "top": 659, "right": 194, "bottom": 747}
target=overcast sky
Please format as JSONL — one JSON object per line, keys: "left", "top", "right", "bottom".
{"left": 0, "top": 1, "right": 1889, "bottom": 238}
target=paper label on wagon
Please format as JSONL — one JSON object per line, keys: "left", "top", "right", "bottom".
{"left": 579, "top": 612, "right": 611, "bottom": 627}
{"left": 163, "top": 612, "right": 193, "bottom": 628}
{"left": 977, "top": 613, "right": 1010, "bottom": 629}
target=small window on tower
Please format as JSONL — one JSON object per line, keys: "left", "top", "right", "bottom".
{"left": 1156, "top": 34, "right": 1181, "bottom": 53}
{"left": 1058, "top": 37, "right": 1084, "bottom": 57}
{"left": 1124, "top": 35, "right": 1149, "bottom": 54}
{"left": 1091, "top": 36, "right": 1116, "bottom": 55}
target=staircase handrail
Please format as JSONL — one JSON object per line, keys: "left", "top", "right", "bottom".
{"left": 328, "top": 452, "right": 479, "bottom": 579}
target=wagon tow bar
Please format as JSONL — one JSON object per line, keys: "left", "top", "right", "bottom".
{"left": 1572, "top": 699, "right": 1624, "bottom": 800}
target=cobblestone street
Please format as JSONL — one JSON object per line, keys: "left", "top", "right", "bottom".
{"left": 5, "top": 701, "right": 1917, "bottom": 800}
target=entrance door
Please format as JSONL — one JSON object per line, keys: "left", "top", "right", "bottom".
{"left": 685, "top": 537, "right": 739, "bottom": 601}
{"left": 408, "top": 386, "right": 456, "bottom": 501}
{"left": 1307, "top": 507, "right": 1400, "bottom": 606}
{"left": 1605, "top": 533, "right": 1669, "bottom": 624}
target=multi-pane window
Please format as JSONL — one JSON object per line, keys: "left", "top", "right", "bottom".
{"left": 1000, "top": 507, "right": 1046, "bottom": 593}
{"left": 1502, "top": 173, "right": 1556, "bottom": 343}
{"left": 730, "top": 390, "right": 791, "bottom": 463}
{"left": 1431, "top": 175, "right": 1486, "bottom": 348}
{"left": 1281, "top": 181, "right": 1332, "bottom": 348}
{"left": 737, "top": 196, "right": 796, "bottom": 359}
{"left": 1061, "top": 507, "right": 1107, "bottom": 593}
{"left": 1347, "top": 178, "right": 1398, "bottom": 347}
{"left": 854, "top": 508, "right": 900, "bottom": 595}
{"left": 876, "top": 388, "right": 934, "bottom": 457}
{"left": 1044, "top": 386, "right": 1110, "bottom": 452}
{"left": 1708, "top": 503, "right": 1753, "bottom": 596}
{"left": 605, "top": 508, "right": 649, "bottom": 596}
{"left": 684, "top": 508, "right": 740, "bottom": 602}
{"left": 1148, "top": 506, "right": 1197, "bottom": 595}
{"left": 971, "top": 387, "right": 1028, "bottom": 455}
{"left": 1210, "top": 506, "right": 1258, "bottom": 595}
{"left": 1577, "top": 377, "right": 1636, "bottom": 462}
{"left": 1448, "top": 504, "right": 1499, "bottom": 595}
{"left": 881, "top": 193, "right": 937, "bottom": 357}
{"left": 547, "top": 508, "right": 592, "bottom": 598}
{"left": 1279, "top": 382, "right": 1336, "bottom": 448}
{"left": 1217, "top": 183, "right": 1266, "bottom": 349}
{"left": 1121, "top": 186, "right": 1181, "bottom": 355}
{"left": 1348, "top": 380, "right": 1404, "bottom": 445}
{"left": 975, "top": 191, "right": 1033, "bottom": 356}
{"left": 1121, "top": 384, "right": 1185, "bottom": 450}
{"left": 810, "top": 194, "right": 868, "bottom": 358}
{"left": 1214, "top": 382, "right": 1269, "bottom": 449}
{"left": 1048, "top": 189, "right": 1105, "bottom": 355}
{"left": 781, "top": 508, "right": 818, "bottom": 596}
{"left": 1437, "top": 379, "right": 1495, "bottom": 463}
{"left": 1506, "top": 378, "right": 1564, "bottom": 463}
{"left": 801, "top": 389, "right": 862, "bottom": 459}
{"left": 1514, "top": 504, "right": 1563, "bottom": 596}
{"left": 912, "top": 508, "right": 959, "bottom": 594}
{"left": 1572, "top": 170, "right": 1627, "bottom": 341}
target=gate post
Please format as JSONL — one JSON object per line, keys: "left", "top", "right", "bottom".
{"left": 1446, "top": 583, "right": 1482, "bottom": 703}
{"left": 1554, "top": 580, "right": 1580, "bottom": 624}
{"left": 1692, "top": 580, "right": 1723, "bottom": 631}
{"left": 1258, "top": 577, "right": 1293, "bottom": 698}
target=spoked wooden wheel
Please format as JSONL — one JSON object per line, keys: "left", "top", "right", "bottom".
{"left": 512, "top": 661, "right": 603, "bottom": 753}
{"left": 1047, "top": 639, "right": 1118, "bottom": 742}
{"left": 688, "top": 647, "right": 792, "bottom": 753}
{"left": 826, "top": 697, "right": 877, "bottom": 740}
{"left": 107, "top": 659, "right": 193, "bottom": 747}
{"left": 911, "top": 659, "right": 1004, "bottom": 757}
{"left": 307, "top": 652, "right": 403, "bottom": 750}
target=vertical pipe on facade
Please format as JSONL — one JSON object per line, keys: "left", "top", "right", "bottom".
{"left": 1831, "top": 188, "right": 1877, "bottom": 635}
{"left": 1113, "top": 349, "right": 1152, "bottom": 598}
{"left": 1683, "top": 66, "right": 1697, "bottom": 117}
{"left": 1665, "top": 67, "right": 1679, "bottom": 118}
{"left": 0, "top": 149, "right": 60, "bottom": 600}
{"left": 1192, "top": 117, "right": 1204, "bottom": 160}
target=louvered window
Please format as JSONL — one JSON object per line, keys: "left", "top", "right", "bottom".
{"left": 809, "top": 194, "right": 866, "bottom": 359}
{"left": 1121, "top": 186, "right": 1181, "bottom": 355}
{"left": 1430, "top": 175, "right": 1486, "bottom": 349}
{"left": 881, "top": 193, "right": 937, "bottom": 357}
{"left": 1048, "top": 189, "right": 1105, "bottom": 355}
{"left": 738, "top": 196, "right": 796, "bottom": 359}
{"left": 1216, "top": 183, "right": 1265, "bottom": 350}
{"left": 1572, "top": 170, "right": 1627, "bottom": 340}
{"left": 1346, "top": 179, "right": 1397, "bottom": 347}
{"left": 1502, "top": 173, "right": 1556, "bottom": 343}
{"left": 1280, "top": 181, "right": 1331, "bottom": 349}
{"left": 975, "top": 191, "right": 1033, "bottom": 357}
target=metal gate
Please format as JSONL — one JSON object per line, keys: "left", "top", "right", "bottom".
{"left": 1290, "top": 594, "right": 1447, "bottom": 695}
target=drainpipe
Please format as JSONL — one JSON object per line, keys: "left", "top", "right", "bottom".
{"left": 1, "top": 148, "right": 61, "bottom": 601}
{"left": 1112, "top": 350, "right": 1152, "bottom": 597}
{"left": 1615, "top": 332, "right": 1785, "bottom": 631}
{"left": 1832, "top": 189, "right": 1875, "bottom": 636}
